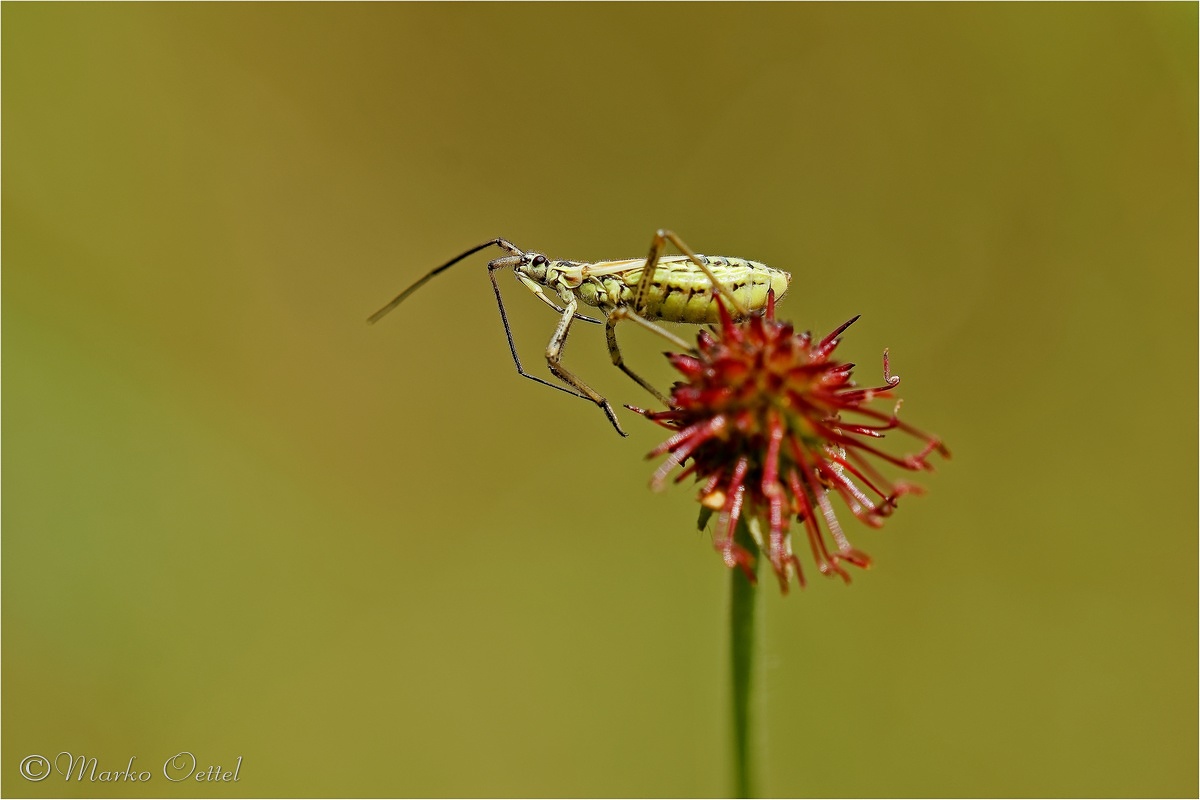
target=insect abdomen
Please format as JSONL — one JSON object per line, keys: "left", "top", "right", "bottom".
{"left": 623, "top": 258, "right": 791, "bottom": 323}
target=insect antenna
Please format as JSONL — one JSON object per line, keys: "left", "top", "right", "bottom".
{"left": 367, "top": 238, "right": 524, "bottom": 324}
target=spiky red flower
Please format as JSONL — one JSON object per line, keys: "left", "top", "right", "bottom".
{"left": 633, "top": 293, "right": 949, "bottom": 593}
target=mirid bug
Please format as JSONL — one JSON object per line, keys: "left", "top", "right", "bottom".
{"left": 368, "top": 229, "right": 791, "bottom": 437}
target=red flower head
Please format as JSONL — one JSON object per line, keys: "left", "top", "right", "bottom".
{"left": 633, "top": 293, "right": 949, "bottom": 593}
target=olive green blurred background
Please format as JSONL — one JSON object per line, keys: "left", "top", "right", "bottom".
{"left": 4, "top": 4, "right": 1196, "bottom": 798}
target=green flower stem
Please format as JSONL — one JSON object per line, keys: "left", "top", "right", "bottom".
{"left": 729, "top": 518, "right": 763, "bottom": 798}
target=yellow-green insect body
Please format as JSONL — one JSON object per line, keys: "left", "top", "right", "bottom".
{"left": 529, "top": 255, "right": 790, "bottom": 325}
{"left": 369, "top": 229, "right": 792, "bottom": 436}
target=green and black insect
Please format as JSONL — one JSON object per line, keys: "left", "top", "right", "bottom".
{"left": 368, "top": 229, "right": 791, "bottom": 436}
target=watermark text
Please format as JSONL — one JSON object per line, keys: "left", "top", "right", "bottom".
{"left": 18, "top": 752, "right": 243, "bottom": 783}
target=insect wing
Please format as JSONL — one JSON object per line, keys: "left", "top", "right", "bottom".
{"left": 585, "top": 255, "right": 695, "bottom": 277}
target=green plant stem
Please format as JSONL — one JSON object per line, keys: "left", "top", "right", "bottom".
{"left": 729, "top": 518, "right": 763, "bottom": 798}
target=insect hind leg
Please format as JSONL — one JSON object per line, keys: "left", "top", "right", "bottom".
{"left": 633, "top": 229, "right": 750, "bottom": 318}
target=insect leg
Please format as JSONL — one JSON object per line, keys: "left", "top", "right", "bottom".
{"left": 515, "top": 272, "right": 603, "bottom": 325}
{"left": 634, "top": 229, "right": 750, "bottom": 318}
{"left": 488, "top": 264, "right": 591, "bottom": 402}
{"left": 605, "top": 306, "right": 691, "bottom": 405}
{"left": 545, "top": 287, "right": 627, "bottom": 437}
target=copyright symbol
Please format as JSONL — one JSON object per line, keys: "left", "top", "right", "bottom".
{"left": 19, "top": 754, "right": 51, "bottom": 781}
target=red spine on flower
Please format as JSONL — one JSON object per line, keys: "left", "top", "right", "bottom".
{"left": 634, "top": 292, "right": 949, "bottom": 594}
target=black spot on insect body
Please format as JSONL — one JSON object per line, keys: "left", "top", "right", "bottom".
{"left": 679, "top": 285, "right": 696, "bottom": 308}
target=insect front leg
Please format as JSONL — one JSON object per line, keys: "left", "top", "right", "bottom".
{"left": 515, "top": 272, "right": 603, "bottom": 325}
{"left": 488, "top": 264, "right": 591, "bottom": 402}
{"left": 545, "top": 286, "right": 627, "bottom": 437}
{"left": 634, "top": 229, "right": 750, "bottom": 318}
{"left": 605, "top": 305, "right": 693, "bottom": 405}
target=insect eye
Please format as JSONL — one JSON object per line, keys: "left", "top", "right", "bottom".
{"left": 532, "top": 255, "right": 548, "bottom": 267}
